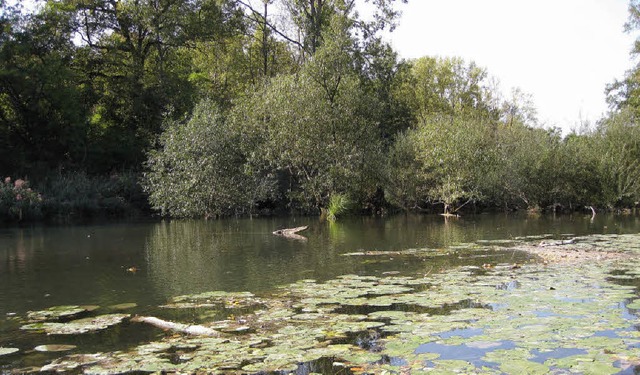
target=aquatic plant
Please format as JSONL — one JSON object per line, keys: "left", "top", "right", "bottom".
{"left": 0, "top": 347, "right": 19, "bottom": 356}
{"left": 6, "top": 233, "right": 640, "bottom": 373}
{"left": 326, "top": 193, "right": 350, "bottom": 222}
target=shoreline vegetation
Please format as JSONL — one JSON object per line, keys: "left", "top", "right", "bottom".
{"left": 1, "top": 171, "right": 639, "bottom": 224}
{"left": 2, "top": 1, "right": 640, "bottom": 223}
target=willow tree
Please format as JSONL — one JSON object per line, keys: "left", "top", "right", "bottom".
{"left": 386, "top": 57, "right": 499, "bottom": 213}
{"left": 143, "top": 100, "right": 276, "bottom": 218}
{"left": 233, "top": 16, "right": 385, "bottom": 212}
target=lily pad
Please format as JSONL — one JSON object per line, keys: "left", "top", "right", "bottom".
{"left": 27, "top": 305, "right": 87, "bottom": 322}
{"left": 22, "top": 314, "right": 129, "bottom": 335}
{"left": 0, "top": 347, "right": 19, "bottom": 356}
{"left": 626, "top": 299, "right": 640, "bottom": 309}
{"left": 40, "top": 353, "right": 109, "bottom": 372}
{"left": 34, "top": 344, "right": 77, "bottom": 352}
{"left": 13, "top": 232, "right": 640, "bottom": 374}
{"left": 108, "top": 303, "right": 137, "bottom": 311}
{"left": 499, "top": 359, "right": 549, "bottom": 374}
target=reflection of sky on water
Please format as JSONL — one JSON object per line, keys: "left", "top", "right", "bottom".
{"left": 529, "top": 348, "right": 588, "bottom": 363}
{"left": 417, "top": 340, "right": 516, "bottom": 368}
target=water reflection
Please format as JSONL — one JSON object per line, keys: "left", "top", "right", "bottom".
{"left": 0, "top": 223, "right": 154, "bottom": 316}
{"left": 144, "top": 219, "right": 381, "bottom": 298}
{"left": 144, "top": 214, "right": 599, "bottom": 300}
{"left": 1, "top": 213, "right": 639, "bottom": 318}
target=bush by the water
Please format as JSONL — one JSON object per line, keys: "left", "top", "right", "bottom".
{"left": 0, "top": 177, "right": 43, "bottom": 221}
{"left": 0, "top": 173, "right": 147, "bottom": 222}
{"left": 39, "top": 172, "right": 147, "bottom": 220}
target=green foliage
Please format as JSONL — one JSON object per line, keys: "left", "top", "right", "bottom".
{"left": 0, "top": 5, "right": 88, "bottom": 175}
{"left": 606, "top": 0, "right": 640, "bottom": 114}
{"left": 595, "top": 108, "right": 640, "bottom": 207}
{"left": 278, "top": 0, "right": 406, "bottom": 57}
{"left": 0, "top": 177, "right": 42, "bottom": 222}
{"left": 236, "top": 56, "right": 384, "bottom": 211}
{"left": 396, "top": 114, "right": 488, "bottom": 213}
{"left": 39, "top": 172, "right": 146, "bottom": 219}
{"left": 143, "top": 100, "right": 275, "bottom": 218}
{"left": 384, "top": 131, "right": 427, "bottom": 210}
{"left": 397, "top": 56, "right": 497, "bottom": 121}
{"left": 326, "top": 193, "right": 350, "bottom": 222}
{"left": 384, "top": 54, "right": 634, "bottom": 214}
{"left": 5, "top": 0, "right": 640, "bottom": 220}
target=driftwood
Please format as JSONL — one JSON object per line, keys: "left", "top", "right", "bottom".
{"left": 131, "top": 316, "right": 220, "bottom": 336}
{"left": 272, "top": 226, "right": 308, "bottom": 241}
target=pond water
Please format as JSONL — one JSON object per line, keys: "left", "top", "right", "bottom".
{"left": 1, "top": 213, "right": 640, "bottom": 372}
{"left": 2, "top": 213, "right": 639, "bottom": 317}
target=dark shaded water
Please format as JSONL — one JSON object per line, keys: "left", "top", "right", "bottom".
{"left": 1, "top": 213, "right": 639, "bottom": 318}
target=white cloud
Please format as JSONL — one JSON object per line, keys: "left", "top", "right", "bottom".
{"left": 387, "top": 0, "right": 636, "bottom": 133}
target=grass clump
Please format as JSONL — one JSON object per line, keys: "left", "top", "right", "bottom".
{"left": 326, "top": 193, "right": 350, "bottom": 222}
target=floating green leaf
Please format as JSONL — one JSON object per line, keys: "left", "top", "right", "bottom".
{"left": 22, "top": 314, "right": 129, "bottom": 335}
{"left": 0, "top": 347, "right": 19, "bottom": 356}
{"left": 108, "top": 303, "right": 137, "bottom": 311}
{"left": 11, "top": 233, "right": 640, "bottom": 374}
{"left": 27, "top": 305, "right": 87, "bottom": 322}
{"left": 499, "top": 360, "right": 549, "bottom": 374}
{"left": 34, "top": 344, "right": 76, "bottom": 352}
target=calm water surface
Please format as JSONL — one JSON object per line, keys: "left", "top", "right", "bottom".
{"left": 1, "top": 213, "right": 640, "bottom": 370}
{"left": 2, "top": 213, "right": 639, "bottom": 318}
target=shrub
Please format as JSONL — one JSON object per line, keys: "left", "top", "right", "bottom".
{"left": 0, "top": 177, "right": 43, "bottom": 221}
{"left": 39, "top": 171, "right": 146, "bottom": 219}
{"left": 142, "top": 100, "right": 275, "bottom": 218}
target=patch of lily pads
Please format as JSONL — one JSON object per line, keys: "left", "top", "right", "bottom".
{"left": 26, "top": 305, "right": 91, "bottom": 322}
{"left": 162, "top": 291, "right": 263, "bottom": 310}
{"left": 7, "top": 233, "right": 640, "bottom": 373}
{"left": 21, "top": 314, "right": 129, "bottom": 335}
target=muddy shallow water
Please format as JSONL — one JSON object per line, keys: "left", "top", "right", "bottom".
{"left": 1, "top": 214, "right": 640, "bottom": 373}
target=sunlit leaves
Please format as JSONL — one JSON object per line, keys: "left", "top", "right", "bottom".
{"left": 143, "top": 100, "right": 276, "bottom": 218}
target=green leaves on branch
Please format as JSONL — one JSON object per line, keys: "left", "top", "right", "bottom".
{"left": 142, "top": 101, "right": 275, "bottom": 218}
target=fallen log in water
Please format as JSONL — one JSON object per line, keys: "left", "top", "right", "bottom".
{"left": 131, "top": 316, "right": 220, "bottom": 336}
{"left": 272, "top": 226, "right": 308, "bottom": 241}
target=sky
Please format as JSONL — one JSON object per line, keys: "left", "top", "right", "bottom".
{"left": 385, "top": 0, "right": 637, "bottom": 133}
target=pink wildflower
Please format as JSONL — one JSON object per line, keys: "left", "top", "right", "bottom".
{"left": 14, "top": 179, "right": 25, "bottom": 189}
{"left": 16, "top": 194, "right": 22, "bottom": 201}
{"left": 4, "top": 177, "right": 10, "bottom": 184}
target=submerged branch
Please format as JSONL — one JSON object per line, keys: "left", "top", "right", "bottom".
{"left": 131, "top": 316, "right": 220, "bottom": 336}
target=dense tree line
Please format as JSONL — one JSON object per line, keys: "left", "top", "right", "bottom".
{"left": 1, "top": 0, "right": 639, "bottom": 221}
